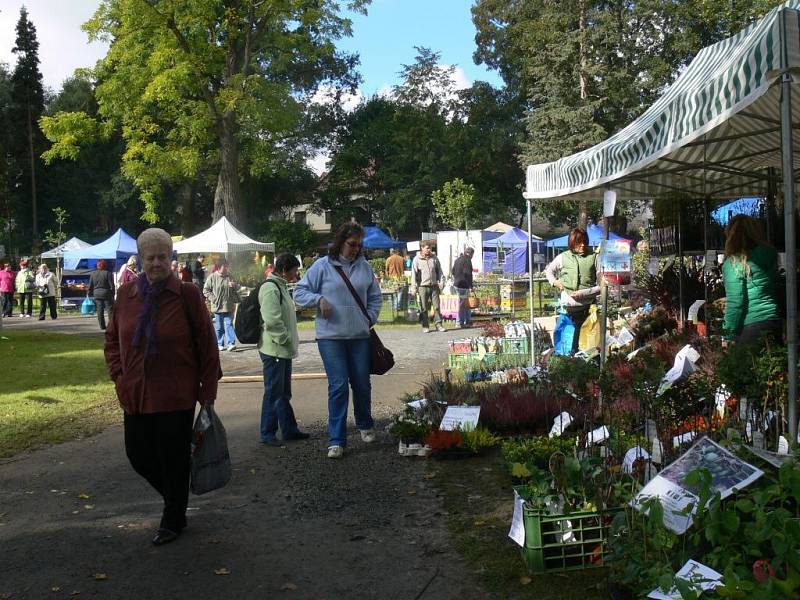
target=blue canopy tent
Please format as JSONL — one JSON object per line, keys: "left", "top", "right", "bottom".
{"left": 482, "top": 227, "right": 546, "bottom": 274}
{"left": 545, "top": 223, "right": 629, "bottom": 250}
{"left": 711, "top": 197, "right": 763, "bottom": 226}
{"left": 62, "top": 228, "right": 138, "bottom": 270}
{"left": 362, "top": 226, "right": 404, "bottom": 249}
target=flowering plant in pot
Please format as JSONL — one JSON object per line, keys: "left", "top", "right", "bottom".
{"left": 389, "top": 407, "right": 431, "bottom": 444}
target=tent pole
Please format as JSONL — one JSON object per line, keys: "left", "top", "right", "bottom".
{"left": 703, "top": 197, "right": 709, "bottom": 336}
{"left": 677, "top": 201, "right": 685, "bottom": 325}
{"left": 527, "top": 198, "right": 536, "bottom": 368}
{"left": 780, "top": 70, "right": 798, "bottom": 445}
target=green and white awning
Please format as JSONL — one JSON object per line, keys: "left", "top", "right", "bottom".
{"left": 524, "top": 1, "right": 800, "bottom": 202}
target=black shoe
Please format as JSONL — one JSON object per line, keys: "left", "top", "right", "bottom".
{"left": 152, "top": 528, "right": 180, "bottom": 546}
{"left": 261, "top": 439, "right": 284, "bottom": 447}
{"left": 38, "top": 317, "right": 45, "bottom": 321}
{"left": 283, "top": 431, "right": 310, "bottom": 441}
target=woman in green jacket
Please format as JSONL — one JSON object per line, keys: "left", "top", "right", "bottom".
{"left": 258, "top": 253, "right": 309, "bottom": 445}
{"left": 722, "top": 215, "right": 781, "bottom": 346}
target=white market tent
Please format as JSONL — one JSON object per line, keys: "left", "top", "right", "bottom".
{"left": 522, "top": 0, "right": 800, "bottom": 440}
{"left": 173, "top": 216, "right": 275, "bottom": 254}
{"left": 41, "top": 236, "right": 92, "bottom": 259}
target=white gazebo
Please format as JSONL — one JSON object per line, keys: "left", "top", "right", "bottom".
{"left": 173, "top": 216, "right": 275, "bottom": 254}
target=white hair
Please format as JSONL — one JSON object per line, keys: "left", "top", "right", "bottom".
{"left": 137, "top": 228, "right": 173, "bottom": 253}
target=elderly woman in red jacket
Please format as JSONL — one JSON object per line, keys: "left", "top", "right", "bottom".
{"left": 105, "top": 228, "right": 221, "bottom": 546}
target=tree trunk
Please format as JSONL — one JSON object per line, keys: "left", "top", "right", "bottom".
{"left": 578, "top": 201, "right": 589, "bottom": 230}
{"left": 578, "top": 0, "right": 589, "bottom": 231}
{"left": 27, "top": 103, "right": 38, "bottom": 241}
{"left": 179, "top": 180, "right": 194, "bottom": 235}
{"left": 213, "top": 115, "right": 243, "bottom": 228}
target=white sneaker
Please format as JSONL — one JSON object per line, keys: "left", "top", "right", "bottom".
{"left": 217, "top": 345, "right": 224, "bottom": 351}
{"left": 327, "top": 445, "right": 344, "bottom": 459}
{"left": 436, "top": 324, "right": 446, "bottom": 332}
{"left": 227, "top": 344, "right": 236, "bottom": 352}
{"left": 18, "top": 314, "right": 24, "bottom": 318}
{"left": 422, "top": 327, "right": 430, "bottom": 333}
{"left": 360, "top": 429, "right": 376, "bottom": 443}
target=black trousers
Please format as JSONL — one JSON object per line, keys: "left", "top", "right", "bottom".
{"left": 124, "top": 409, "right": 195, "bottom": 531}
{"left": 95, "top": 297, "right": 113, "bottom": 329}
{"left": 737, "top": 319, "right": 783, "bottom": 347}
{"left": 18, "top": 292, "right": 32, "bottom": 316}
{"left": 568, "top": 307, "right": 590, "bottom": 354}
{"left": 1, "top": 291, "right": 13, "bottom": 316}
{"left": 39, "top": 296, "right": 57, "bottom": 320}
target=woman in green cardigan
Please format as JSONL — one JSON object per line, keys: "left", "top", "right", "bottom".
{"left": 722, "top": 215, "right": 781, "bottom": 346}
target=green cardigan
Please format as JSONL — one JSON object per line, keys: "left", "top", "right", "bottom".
{"left": 722, "top": 244, "right": 780, "bottom": 339}
{"left": 257, "top": 274, "right": 299, "bottom": 359}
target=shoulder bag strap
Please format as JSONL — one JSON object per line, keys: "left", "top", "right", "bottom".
{"left": 333, "top": 265, "right": 372, "bottom": 327}
{"left": 265, "top": 278, "right": 283, "bottom": 305}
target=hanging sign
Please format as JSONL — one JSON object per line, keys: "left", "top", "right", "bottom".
{"left": 603, "top": 189, "right": 617, "bottom": 217}
{"left": 600, "top": 239, "right": 631, "bottom": 285}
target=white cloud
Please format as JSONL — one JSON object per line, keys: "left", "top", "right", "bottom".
{"left": 0, "top": 1, "right": 108, "bottom": 90}
{"left": 449, "top": 66, "right": 471, "bottom": 91}
{"left": 376, "top": 83, "right": 394, "bottom": 99}
{"left": 309, "top": 83, "right": 364, "bottom": 112}
{"left": 306, "top": 151, "right": 329, "bottom": 176}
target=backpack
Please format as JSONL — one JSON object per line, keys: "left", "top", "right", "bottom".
{"left": 233, "top": 279, "right": 282, "bottom": 344}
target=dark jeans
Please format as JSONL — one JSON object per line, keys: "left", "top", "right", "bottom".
{"left": 418, "top": 285, "right": 442, "bottom": 328}
{"left": 39, "top": 296, "right": 57, "bottom": 320}
{"left": 737, "top": 319, "right": 783, "bottom": 347}
{"left": 124, "top": 409, "right": 194, "bottom": 532}
{"left": 317, "top": 338, "right": 373, "bottom": 447}
{"left": 1, "top": 291, "right": 13, "bottom": 316}
{"left": 95, "top": 297, "right": 113, "bottom": 330}
{"left": 18, "top": 292, "right": 32, "bottom": 316}
{"left": 568, "top": 307, "right": 590, "bottom": 354}
{"left": 259, "top": 352, "right": 299, "bottom": 442}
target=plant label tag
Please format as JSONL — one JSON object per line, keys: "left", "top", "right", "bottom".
{"left": 508, "top": 490, "right": 526, "bottom": 547}
{"left": 439, "top": 406, "right": 480, "bottom": 431}
{"left": 651, "top": 440, "right": 664, "bottom": 464}
{"left": 623, "top": 446, "right": 650, "bottom": 474}
{"left": 687, "top": 300, "right": 705, "bottom": 323}
{"left": 778, "top": 436, "right": 790, "bottom": 455}
{"left": 548, "top": 411, "right": 573, "bottom": 439}
{"left": 751, "top": 431, "right": 765, "bottom": 450}
{"left": 648, "top": 559, "right": 723, "bottom": 599}
{"left": 672, "top": 431, "right": 695, "bottom": 449}
{"left": 617, "top": 327, "right": 635, "bottom": 345}
{"left": 577, "top": 425, "right": 610, "bottom": 447}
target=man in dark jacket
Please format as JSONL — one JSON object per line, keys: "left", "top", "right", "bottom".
{"left": 192, "top": 255, "right": 206, "bottom": 289}
{"left": 452, "top": 247, "right": 474, "bottom": 328}
{"left": 89, "top": 259, "right": 116, "bottom": 330}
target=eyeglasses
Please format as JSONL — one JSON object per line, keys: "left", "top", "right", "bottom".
{"left": 345, "top": 240, "right": 363, "bottom": 248}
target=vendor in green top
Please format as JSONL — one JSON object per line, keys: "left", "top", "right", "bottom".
{"left": 545, "top": 227, "right": 600, "bottom": 354}
{"left": 722, "top": 215, "right": 782, "bottom": 346}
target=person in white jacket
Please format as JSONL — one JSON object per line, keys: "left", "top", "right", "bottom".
{"left": 35, "top": 263, "right": 58, "bottom": 320}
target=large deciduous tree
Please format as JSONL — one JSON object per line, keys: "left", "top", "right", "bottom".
{"left": 42, "top": 0, "right": 367, "bottom": 229}
{"left": 8, "top": 7, "right": 45, "bottom": 244}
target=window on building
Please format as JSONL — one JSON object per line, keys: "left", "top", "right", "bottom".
{"left": 294, "top": 211, "right": 306, "bottom": 224}
{"left": 324, "top": 210, "right": 332, "bottom": 224}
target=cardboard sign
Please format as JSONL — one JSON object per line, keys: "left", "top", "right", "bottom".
{"left": 600, "top": 239, "right": 631, "bottom": 285}
{"left": 439, "top": 406, "right": 481, "bottom": 431}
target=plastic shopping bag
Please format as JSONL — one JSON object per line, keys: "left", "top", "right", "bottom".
{"left": 578, "top": 305, "right": 601, "bottom": 351}
{"left": 553, "top": 313, "right": 575, "bottom": 356}
{"left": 190, "top": 405, "right": 232, "bottom": 495}
{"left": 81, "top": 296, "right": 95, "bottom": 315}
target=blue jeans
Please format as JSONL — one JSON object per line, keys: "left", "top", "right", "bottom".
{"left": 317, "top": 338, "right": 373, "bottom": 447}
{"left": 456, "top": 288, "right": 471, "bottom": 326}
{"left": 213, "top": 312, "right": 236, "bottom": 347}
{"left": 259, "top": 353, "right": 299, "bottom": 442}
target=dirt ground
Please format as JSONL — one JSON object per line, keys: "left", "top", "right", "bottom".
{"left": 0, "top": 318, "right": 495, "bottom": 600}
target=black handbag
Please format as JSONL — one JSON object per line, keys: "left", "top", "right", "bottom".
{"left": 334, "top": 266, "right": 395, "bottom": 375}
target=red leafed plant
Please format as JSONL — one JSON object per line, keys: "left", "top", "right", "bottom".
{"left": 753, "top": 560, "right": 776, "bottom": 584}
{"left": 481, "top": 321, "right": 505, "bottom": 338}
{"left": 425, "top": 429, "right": 464, "bottom": 450}
{"left": 479, "top": 382, "right": 586, "bottom": 434}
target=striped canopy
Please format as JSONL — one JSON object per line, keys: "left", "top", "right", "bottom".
{"left": 524, "top": 1, "right": 800, "bottom": 202}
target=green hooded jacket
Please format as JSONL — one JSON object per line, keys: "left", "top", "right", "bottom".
{"left": 558, "top": 250, "right": 597, "bottom": 292}
{"left": 722, "top": 244, "right": 780, "bottom": 339}
{"left": 257, "top": 274, "right": 299, "bottom": 359}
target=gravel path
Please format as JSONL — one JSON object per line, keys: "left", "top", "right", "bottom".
{"left": 0, "top": 318, "right": 490, "bottom": 599}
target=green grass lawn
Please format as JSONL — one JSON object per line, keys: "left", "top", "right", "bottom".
{"left": 0, "top": 331, "right": 119, "bottom": 459}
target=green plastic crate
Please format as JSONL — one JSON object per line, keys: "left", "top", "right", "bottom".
{"left": 447, "top": 353, "right": 476, "bottom": 368}
{"left": 514, "top": 487, "right": 619, "bottom": 573}
{"left": 502, "top": 337, "right": 530, "bottom": 354}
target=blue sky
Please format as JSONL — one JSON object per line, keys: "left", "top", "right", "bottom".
{"left": 338, "top": 0, "right": 503, "bottom": 96}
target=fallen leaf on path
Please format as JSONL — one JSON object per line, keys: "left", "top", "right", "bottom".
{"left": 519, "top": 576, "right": 532, "bottom": 585}
{"left": 249, "top": 469, "right": 256, "bottom": 475}
{"left": 280, "top": 582, "right": 298, "bottom": 591}
{"left": 77, "top": 493, "right": 90, "bottom": 500}
{"left": 423, "top": 472, "right": 436, "bottom": 480}
{"left": 51, "top": 587, "right": 61, "bottom": 592}
{"left": 83, "top": 505, "right": 94, "bottom": 510}
{"left": 214, "top": 568, "right": 230, "bottom": 576}
{"left": 407, "top": 490, "right": 417, "bottom": 496}
{"left": 93, "top": 574, "right": 107, "bottom": 581}
{"left": 208, "top": 538, "right": 221, "bottom": 544}
{"left": 473, "top": 520, "right": 486, "bottom": 527}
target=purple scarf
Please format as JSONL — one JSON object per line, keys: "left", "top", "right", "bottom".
{"left": 132, "top": 275, "right": 167, "bottom": 354}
